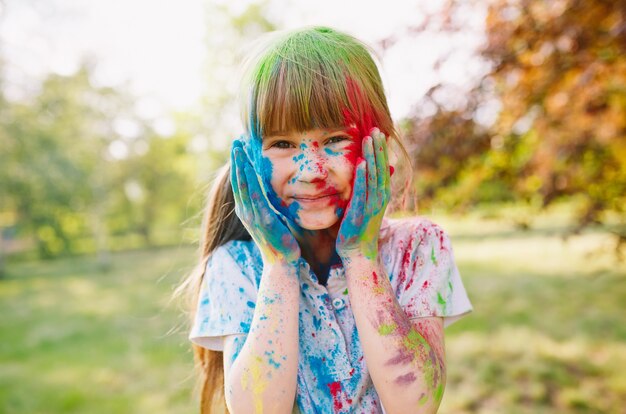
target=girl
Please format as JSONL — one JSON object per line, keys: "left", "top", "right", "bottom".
{"left": 183, "top": 26, "right": 473, "bottom": 413}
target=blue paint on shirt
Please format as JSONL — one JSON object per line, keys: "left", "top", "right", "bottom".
{"left": 189, "top": 217, "right": 474, "bottom": 412}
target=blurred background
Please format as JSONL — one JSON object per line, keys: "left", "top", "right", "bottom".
{"left": 0, "top": 0, "right": 624, "bottom": 413}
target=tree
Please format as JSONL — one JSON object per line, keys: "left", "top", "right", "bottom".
{"left": 391, "top": 0, "right": 625, "bottom": 250}
{"left": 1, "top": 65, "right": 129, "bottom": 259}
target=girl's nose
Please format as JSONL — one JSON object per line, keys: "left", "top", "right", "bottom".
{"left": 296, "top": 150, "right": 328, "bottom": 183}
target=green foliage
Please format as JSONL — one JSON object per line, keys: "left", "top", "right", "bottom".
{"left": 1, "top": 67, "right": 115, "bottom": 258}
{"left": 398, "top": 0, "right": 626, "bottom": 241}
{"left": 0, "top": 65, "right": 200, "bottom": 260}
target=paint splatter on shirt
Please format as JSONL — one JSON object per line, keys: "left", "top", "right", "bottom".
{"left": 189, "top": 216, "right": 473, "bottom": 413}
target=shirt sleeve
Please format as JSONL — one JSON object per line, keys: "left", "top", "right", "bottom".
{"left": 397, "top": 221, "right": 473, "bottom": 328}
{"left": 188, "top": 242, "right": 259, "bottom": 350}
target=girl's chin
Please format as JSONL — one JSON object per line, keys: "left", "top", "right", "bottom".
{"left": 295, "top": 211, "right": 342, "bottom": 231}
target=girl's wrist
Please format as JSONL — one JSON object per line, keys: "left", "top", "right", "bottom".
{"left": 339, "top": 251, "right": 378, "bottom": 269}
{"left": 338, "top": 242, "right": 378, "bottom": 262}
{"left": 262, "top": 256, "right": 300, "bottom": 273}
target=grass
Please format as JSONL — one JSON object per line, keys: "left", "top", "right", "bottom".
{"left": 0, "top": 246, "right": 199, "bottom": 414}
{"left": 1, "top": 209, "right": 624, "bottom": 413}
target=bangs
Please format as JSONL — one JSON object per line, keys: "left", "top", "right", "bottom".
{"left": 257, "top": 57, "right": 352, "bottom": 136}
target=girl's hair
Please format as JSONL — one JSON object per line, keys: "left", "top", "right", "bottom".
{"left": 179, "top": 26, "right": 411, "bottom": 413}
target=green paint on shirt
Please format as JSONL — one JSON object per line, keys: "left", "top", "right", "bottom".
{"left": 437, "top": 292, "right": 446, "bottom": 306}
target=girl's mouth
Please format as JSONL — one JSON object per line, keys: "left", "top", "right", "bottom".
{"left": 292, "top": 192, "right": 340, "bottom": 205}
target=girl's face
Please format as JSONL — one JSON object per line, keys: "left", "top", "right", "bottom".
{"left": 261, "top": 128, "right": 358, "bottom": 230}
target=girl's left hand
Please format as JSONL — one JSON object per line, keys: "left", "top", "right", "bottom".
{"left": 336, "top": 128, "right": 391, "bottom": 261}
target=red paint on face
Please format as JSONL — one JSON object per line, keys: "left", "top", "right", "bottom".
{"left": 341, "top": 76, "right": 381, "bottom": 172}
{"left": 342, "top": 132, "right": 362, "bottom": 171}
{"left": 309, "top": 183, "right": 348, "bottom": 210}
{"left": 372, "top": 271, "right": 379, "bottom": 286}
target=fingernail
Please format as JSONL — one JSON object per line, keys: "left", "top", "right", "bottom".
{"left": 390, "top": 165, "right": 395, "bottom": 176}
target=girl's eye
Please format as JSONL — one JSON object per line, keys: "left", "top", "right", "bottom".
{"left": 325, "top": 135, "right": 349, "bottom": 145}
{"left": 270, "top": 140, "right": 294, "bottom": 149}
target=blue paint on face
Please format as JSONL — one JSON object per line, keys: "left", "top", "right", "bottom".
{"left": 235, "top": 118, "right": 303, "bottom": 230}
{"left": 246, "top": 301, "right": 255, "bottom": 308}
{"left": 324, "top": 147, "right": 341, "bottom": 157}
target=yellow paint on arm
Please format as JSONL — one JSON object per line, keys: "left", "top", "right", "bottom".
{"left": 241, "top": 355, "right": 269, "bottom": 414}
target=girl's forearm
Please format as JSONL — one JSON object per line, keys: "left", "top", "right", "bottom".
{"left": 225, "top": 261, "right": 300, "bottom": 414}
{"left": 343, "top": 256, "right": 446, "bottom": 414}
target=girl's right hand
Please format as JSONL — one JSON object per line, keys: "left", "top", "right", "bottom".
{"left": 230, "top": 140, "right": 301, "bottom": 265}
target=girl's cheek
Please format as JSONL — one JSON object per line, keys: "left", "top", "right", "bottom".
{"left": 345, "top": 126, "right": 363, "bottom": 166}
{"left": 259, "top": 156, "right": 274, "bottom": 185}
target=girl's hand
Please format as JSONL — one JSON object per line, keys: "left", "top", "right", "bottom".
{"left": 336, "top": 128, "right": 391, "bottom": 261}
{"left": 230, "top": 140, "right": 301, "bottom": 265}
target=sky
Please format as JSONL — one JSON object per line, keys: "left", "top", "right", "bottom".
{"left": 0, "top": 0, "right": 487, "bottom": 123}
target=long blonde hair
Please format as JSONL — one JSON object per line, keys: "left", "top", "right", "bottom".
{"left": 180, "top": 26, "right": 412, "bottom": 413}
{"left": 178, "top": 164, "right": 249, "bottom": 412}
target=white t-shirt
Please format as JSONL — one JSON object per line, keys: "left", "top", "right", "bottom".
{"left": 190, "top": 216, "right": 473, "bottom": 413}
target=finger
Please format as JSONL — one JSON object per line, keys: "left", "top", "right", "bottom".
{"left": 230, "top": 149, "right": 243, "bottom": 212}
{"left": 242, "top": 159, "right": 271, "bottom": 225}
{"left": 234, "top": 149, "right": 251, "bottom": 214}
{"left": 363, "top": 135, "right": 377, "bottom": 207}
{"left": 373, "top": 131, "right": 383, "bottom": 192}
{"left": 380, "top": 133, "right": 392, "bottom": 202}
{"left": 347, "top": 159, "right": 367, "bottom": 225}
{"left": 241, "top": 159, "right": 260, "bottom": 210}
{"left": 376, "top": 130, "right": 390, "bottom": 190}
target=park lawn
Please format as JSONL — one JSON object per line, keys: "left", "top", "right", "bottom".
{"left": 1, "top": 211, "right": 624, "bottom": 413}
{"left": 0, "top": 246, "right": 199, "bottom": 414}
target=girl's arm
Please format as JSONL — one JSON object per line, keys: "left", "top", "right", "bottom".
{"left": 337, "top": 129, "right": 445, "bottom": 413}
{"left": 223, "top": 260, "right": 300, "bottom": 414}
{"left": 343, "top": 256, "right": 446, "bottom": 413}
{"left": 223, "top": 143, "right": 301, "bottom": 413}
